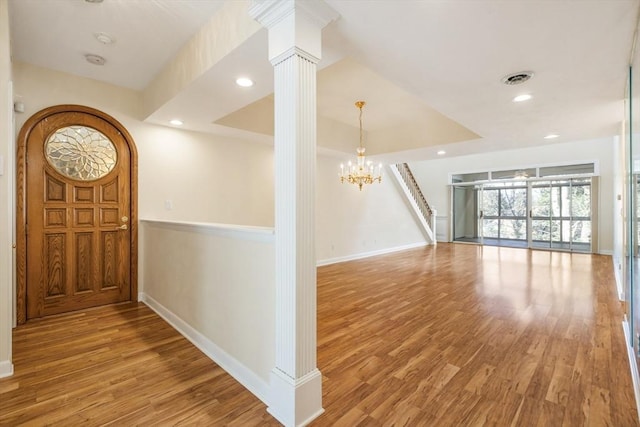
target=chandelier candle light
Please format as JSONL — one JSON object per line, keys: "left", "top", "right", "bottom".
{"left": 340, "top": 101, "right": 383, "bottom": 191}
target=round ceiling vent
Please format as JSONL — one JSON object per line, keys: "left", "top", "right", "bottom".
{"left": 85, "top": 54, "right": 106, "bottom": 66}
{"left": 501, "top": 71, "right": 534, "bottom": 85}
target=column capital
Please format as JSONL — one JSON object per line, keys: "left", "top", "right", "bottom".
{"left": 249, "top": 0, "right": 339, "bottom": 61}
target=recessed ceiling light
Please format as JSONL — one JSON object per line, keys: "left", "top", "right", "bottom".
{"left": 169, "top": 119, "right": 183, "bottom": 126}
{"left": 544, "top": 134, "right": 559, "bottom": 139}
{"left": 437, "top": 150, "right": 446, "bottom": 155}
{"left": 94, "top": 32, "right": 115, "bottom": 45}
{"left": 236, "top": 77, "right": 254, "bottom": 87}
{"left": 513, "top": 94, "right": 532, "bottom": 102}
{"left": 85, "top": 0, "right": 104, "bottom": 3}
{"left": 85, "top": 54, "right": 106, "bottom": 66}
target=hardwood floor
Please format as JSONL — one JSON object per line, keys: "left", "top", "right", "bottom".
{"left": 315, "top": 244, "right": 638, "bottom": 426}
{"left": 1, "top": 243, "right": 637, "bottom": 426}
{"left": 0, "top": 303, "right": 279, "bottom": 426}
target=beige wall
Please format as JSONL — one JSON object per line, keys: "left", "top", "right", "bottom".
{"left": 137, "top": 126, "right": 274, "bottom": 225}
{"left": 410, "top": 137, "right": 616, "bottom": 253}
{"left": 13, "top": 61, "right": 426, "bottom": 260}
{"left": 140, "top": 221, "right": 274, "bottom": 402}
{"left": 12, "top": 62, "right": 275, "bottom": 227}
{"left": 316, "top": 154, "right": 425, "bottom": 262}
{"left": 0, "top": 0, "right": 13, "bottom": 376}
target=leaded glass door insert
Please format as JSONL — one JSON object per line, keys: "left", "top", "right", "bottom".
{"left": 45, "top": 125, "right": 117, "bottom": 180}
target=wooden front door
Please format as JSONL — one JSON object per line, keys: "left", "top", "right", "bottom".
{"left": 20, "top": 106, "right": 136, "bottom": 320}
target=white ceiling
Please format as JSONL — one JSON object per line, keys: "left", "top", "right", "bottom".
{"left": 8, "top": 0, "right": 640, "bottom": 161}
{"left": 9, "top": 0, "right": 226, "bottom": 90}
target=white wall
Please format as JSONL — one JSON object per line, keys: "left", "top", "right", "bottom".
{"left": 316, "top": 154, "right": 426, "bottom": 263}
{"left": 136, "top": 127, "right": 274, "bottom": 225}
{"left": 140, "top": 220, "right": 274, "bottom": 403}
{"left": 12, "top": 62, "right": 275, "bottom": 227}
{"left": 13, "top": 62, "right": 428, "bottom": 264}
{"left": 0, "top": 0, "right": 13, "bottom": 377}
{"left": 409, "top": 137, "right": 616, "bottom": 253}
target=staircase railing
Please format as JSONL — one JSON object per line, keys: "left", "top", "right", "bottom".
{"left": 391, "top": 163, "right": 436, "bottom": 243}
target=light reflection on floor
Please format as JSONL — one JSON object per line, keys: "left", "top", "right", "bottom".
{"left": 472, "top": 245, "right": 596, "bottom": 324}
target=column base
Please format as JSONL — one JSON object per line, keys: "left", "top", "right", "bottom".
{"left": 267, "top": 368, "right": 324, "bottom": 427}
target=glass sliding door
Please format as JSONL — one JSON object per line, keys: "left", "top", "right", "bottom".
{"left": 530, "top": 181, "right": 560, "bottom": 249}
{"left": 452, "top": 185, "right": 482, "bottom": 244}
{"left": 481, "top": 182, "right": 528, "bottom": 247}
{"left": 451, "top": 178, "right": 593, "bottom": 252}
{"left": 568, "top": 178, "right": 592, "bottom": 252}
{"left": 530, "top": 179, "right": 591, "bottom": 252}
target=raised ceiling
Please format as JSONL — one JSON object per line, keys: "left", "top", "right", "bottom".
{"left": 8, "top": 0, "right": 640, "bottom": 160}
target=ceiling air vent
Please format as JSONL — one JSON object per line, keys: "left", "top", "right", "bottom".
{"left": 501, "top": 71, "right": 533, "bottom": 85}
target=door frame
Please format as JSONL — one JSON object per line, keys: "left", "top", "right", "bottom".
{"left": 16, "top": 104, "right": 138, "bottom": 324}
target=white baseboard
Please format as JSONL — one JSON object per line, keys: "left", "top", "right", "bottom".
{"left": 599, "top": 249, "right": 613, "bottom": 256}
{"left": 622, "top": 319, "right": 640, "bottom": 423}
{"left": 139, "top": 292, "right": 270, "bottom": 407}
{"left": 267, "top": 368, "right": 323, "bottom": 427}
{"left": 317, "top": 241, "right": 428, "bottom": 267}
{"left": 0, "top": 360, "right": 14, "bottom": 378}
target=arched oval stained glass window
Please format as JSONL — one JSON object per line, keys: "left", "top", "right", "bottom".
{"left": 45, "top": 125, "right": 117, "bottom": 181}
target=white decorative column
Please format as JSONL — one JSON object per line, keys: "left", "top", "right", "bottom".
{"left": 249, "top": 1, "right": 337, "bottom": 426}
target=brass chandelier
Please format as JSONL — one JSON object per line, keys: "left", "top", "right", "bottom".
{"left": 339, "top": 101, "right": 382, "bottom": 191}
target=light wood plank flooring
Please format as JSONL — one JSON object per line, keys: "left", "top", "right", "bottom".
{"left": 315, "top": 244, "right": 638, "bottom": 426}
{"left": 0, "top": 243, "right": 637, "bottom": 426}
{"left": 0, "top": 302, "right": 280, "bottom": 426}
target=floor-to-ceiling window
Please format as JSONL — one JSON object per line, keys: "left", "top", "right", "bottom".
{"left": 451, "top": 166, "right": 596, "bottom": 253}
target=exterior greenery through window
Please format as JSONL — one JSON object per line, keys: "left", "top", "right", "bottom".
{"left": 482, "top": 182, "right": 527, "bottom": 240}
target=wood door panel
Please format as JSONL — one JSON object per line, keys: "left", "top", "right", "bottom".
{"left": 74, "top": 186, "right": 95, "bottom": 202}
{"left": 75, "top": 232, "right": 94, "bottom": 293}
{"left": 101, "top": 178, "right": 119, "bottom": 202}
{"left": 100, "top": 208, "right": 119, "bottom": 226}
{"left": 74, "top": 208, "right": 95, "bottom": 227}
{"left": 45, "top": 174, "right": 66, "bottom": 202}
{"left": 44, "top": 233, "right": 66, "bottom": 298}
{"left": 24, "top": 108, "right": 133, "bottom": 320}
{"left": 40, "top": 288, "right": 125, "bottom": 317}
{"left": 101, "top": 231, "right": 119, "bottom": 290}
{"left": 45, "top": 208, "right": 67, "bottom": 227}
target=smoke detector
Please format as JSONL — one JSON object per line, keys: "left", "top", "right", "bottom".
{"left": 85, "top": 54, "right": 106, "bottom": 66}
{"left": 501, "top": 71, "right": 534, "bottom": 85}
